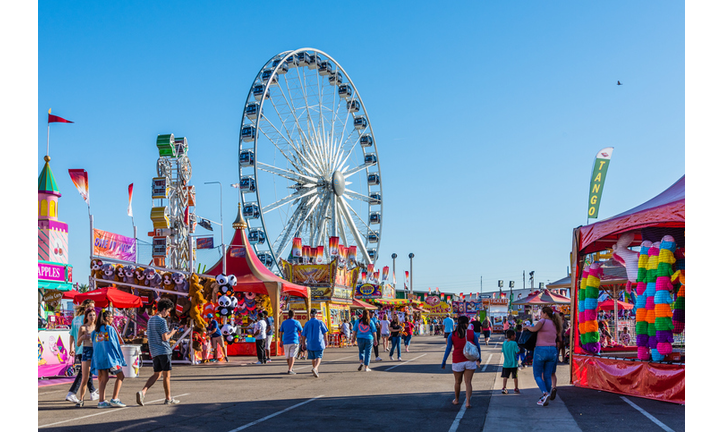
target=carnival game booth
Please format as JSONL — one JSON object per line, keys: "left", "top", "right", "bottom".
{"left": 570, "top": 175, "right": 685, "bottom": 404}
{"left": 279, "top": 255, "right": 358, "bottom": 337}
{"left": 205, "top": 206, "right": 311, "bottom": 357}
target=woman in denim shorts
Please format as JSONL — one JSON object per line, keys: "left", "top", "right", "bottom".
{"left": 75, "top": 308, "right": 97, "bottom": 407}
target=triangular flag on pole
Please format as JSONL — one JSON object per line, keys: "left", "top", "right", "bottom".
{"left": 68, "top": 169, "right": 90, "bottom": 207}
{"left": 48, "top": 109, "right": 74, "bottom": 124}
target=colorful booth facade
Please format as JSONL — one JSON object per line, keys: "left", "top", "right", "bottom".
{"left": 570, "top": 175, "right": 685, "bottom": 404}
{"left": 279, "top": 258, "right": 359, "bottom": 334}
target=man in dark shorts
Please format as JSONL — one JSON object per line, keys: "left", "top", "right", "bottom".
{"left": 136, "top": 298, "right": 180, "bottom": 406}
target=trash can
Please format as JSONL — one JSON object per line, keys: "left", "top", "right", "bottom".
{"left": 121, "top": 344, "right": 143, "bottom": 378}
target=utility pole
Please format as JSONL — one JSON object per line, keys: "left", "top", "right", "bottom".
{"left": 480, "top": 276, "right": 483, "bottom": 294}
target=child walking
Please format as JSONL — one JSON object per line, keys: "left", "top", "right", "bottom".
{"left": 501, "top": 329, "right": 520, "bottom": 394}
{"left": 91, "top": 309, "right": 127, "bottom": 408}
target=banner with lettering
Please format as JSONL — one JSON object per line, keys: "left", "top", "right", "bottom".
{"left": 93, "top": 229, "right": 136, "bottom": 262}
{"left": 587, "top": 147, "right": 614, "bottom": 219}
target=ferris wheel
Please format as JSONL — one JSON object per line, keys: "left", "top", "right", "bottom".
{"left": 237, "top": 48, "right": 383, "bottom": 272}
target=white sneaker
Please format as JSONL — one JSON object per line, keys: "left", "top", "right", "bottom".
{"left": 375, "top": 357, "right": 382, "bottom": 362}
{"left": 365, "top": 367, "right": 372, "bottom": 372}
{"left": 90, "top": 390, "right": 100, "bottom": 401}
{"left": 66, "top": 392, "right": 80, "bottom": 403}
{"left": 312, "top": 368, "right": 319, "bottom": 378}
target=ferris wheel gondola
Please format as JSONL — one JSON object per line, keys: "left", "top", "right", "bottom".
{"left": 237, "top": 48, "right": 383, "bottom": 272}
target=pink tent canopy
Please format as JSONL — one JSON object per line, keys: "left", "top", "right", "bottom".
{"left": 512, "top": 289, "right": 570, "bottom": 305}
{"left": 576, "top": 176, "right": 684, "bottom": 255}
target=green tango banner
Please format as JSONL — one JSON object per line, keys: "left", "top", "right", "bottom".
{"left": 587, "top": 147, "right": 614, "bottom": 219}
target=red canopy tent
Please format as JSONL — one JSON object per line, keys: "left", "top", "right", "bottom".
{"left": 570, "top": 175, "right": 685, "bottom": 404}
{"left": 73, "top": 286, "right": 142, "bottom": 308}
{"left": 62, "top": 289, "right": 80, "bottom": 300}
{"left": 203, "top": 205, "right": 311, "bottom": 356}
{"left": 598, "top": 298, "right": 634, "bottom": 311}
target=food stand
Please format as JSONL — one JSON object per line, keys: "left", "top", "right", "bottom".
{"left": 570, "top": 175, "right": 685, "bottom": 404}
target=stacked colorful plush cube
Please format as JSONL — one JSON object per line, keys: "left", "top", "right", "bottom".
{"left": 577, "top": 266, "right": 589, "bottom": 348}
{"left": 671, "top": 248, "right": 685, "bottom": 334}
{"left": 652, "top": 236, "right": 677, "bottom": 361}
{"left": 644, "top": 243, "right": 660, "bottom": 358}
{"left": 635, "top": 241, "right": 652, "bottom": 360}
{"left": 579, "top": 263, "right": 602, "bottom": 354}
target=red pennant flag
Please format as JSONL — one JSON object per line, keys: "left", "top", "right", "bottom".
{"left": 48, "top": 111, "right": 73, "bottom": 124}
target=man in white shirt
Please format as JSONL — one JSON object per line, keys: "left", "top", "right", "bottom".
{"left": 253, "top": 317, "right": 267, "bottom": 364}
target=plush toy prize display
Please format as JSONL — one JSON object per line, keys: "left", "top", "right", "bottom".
{"left": 578, "top": 263, "right": 602, "bottom": 354}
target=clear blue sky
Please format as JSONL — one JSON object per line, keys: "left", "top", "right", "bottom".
{"left": 32, "top": 1, "right": 685, "bottom": 293}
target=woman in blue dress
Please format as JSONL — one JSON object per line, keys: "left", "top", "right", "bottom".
{"left": 91, "top": 310, "right": 127, "bottom": 408}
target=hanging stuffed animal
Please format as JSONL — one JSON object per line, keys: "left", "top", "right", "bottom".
{"left": 221, "top": 322, "right": 238, "bottom": 345}
{"left": 162, "top": 272, "right": 176, "bottom": 291}
{"left": 172, "top": 272, "right": 189, "bottom": 293}
{"left": 188, "top": 274, "right": 207, "bottom": 332}
{"left": 216, "top": 295, "right": 236, "bottom": 317}
{"left": 653, "top": 235, "right": 676, "bottom": 360}
{"left": 90, "top": 259, "right": 104, "bottom": 280}
{"left": 98, "top": 263, "right": 116, "bottom": 286}
{"left": 122, "top": 265, "right": 136, "bottom": 285}
{"left": 237, "top": 291, "right": 259, "bottom": 320}
{"left": 216, "top": 274, "right": 235, "bottom": 296}
{"left": 635, "top": 240, "right": 652, "bottom": 360}
{"left": 133, "top": 266, "right": 146, "bottom": 286}
{"left": 144, "top": 268, "right": 163, "bottom": 289}
{"left": 115, "top": 264, "right": 126, "bottom": 282}
{"left": 611, "top": 232, "right": 640, "bottom": 294}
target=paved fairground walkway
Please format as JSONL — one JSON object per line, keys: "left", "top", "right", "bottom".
{"left": 38, "top": 334, "right": 685, "bottom": 431}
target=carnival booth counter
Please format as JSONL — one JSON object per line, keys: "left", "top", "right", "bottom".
{"left": 570, "top": 175, "right": 685, "bottom": 404}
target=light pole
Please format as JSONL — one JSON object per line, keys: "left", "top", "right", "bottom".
{"left": 205, "top": 181, "right": 225, "bottom": 274}
{"left": 391, "top": 253, "right": 397, "bottom": 290}
{"left": 408, "top": 253, "right": 414, "bottom": 301}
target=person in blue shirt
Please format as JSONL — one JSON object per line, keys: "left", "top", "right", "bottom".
{"left": 352, "top": 309, "right": 378, "bottom": 371}
{"left": 443, "top": 314, "right": 455, "bottom": 340}
{"left": 301, "top": 308, "right": 328, "bottom": 377}
{"left": 279, "top": 310, "right": 304, "bottom": 374}
{"left": 205, "top": 314, "right": 226, "bottom": 362}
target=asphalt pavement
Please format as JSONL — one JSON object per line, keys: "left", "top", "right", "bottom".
{"left": 37, "top": 333, "right": 685, "bottom": 431}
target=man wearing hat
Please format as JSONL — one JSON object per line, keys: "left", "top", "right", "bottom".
{"left": 206, "top": 313, "right": 227, "bottom": 362}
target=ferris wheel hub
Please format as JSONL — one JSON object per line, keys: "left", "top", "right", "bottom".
{"left": 331, "top": 170, "right": 346, "bottom": 197}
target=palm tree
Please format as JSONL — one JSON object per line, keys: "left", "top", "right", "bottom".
{"left": 77, "top": 283, "right": 89, "bottom": 293}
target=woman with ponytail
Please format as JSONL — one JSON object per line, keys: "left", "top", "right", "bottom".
{"left": 441, "top": 315, "right": 481, "bottom": 408}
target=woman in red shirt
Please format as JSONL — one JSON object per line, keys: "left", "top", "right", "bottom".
{"left": 441, "top": 315, "right": 482, "bottom": 408}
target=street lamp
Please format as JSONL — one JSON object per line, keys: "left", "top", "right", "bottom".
{"left": 391, "top": 253, "right": 397, "bottom": 289}
{"left": 205, "top": 181, "right": 225, "bottom": 274}
{"left": 408, "top": 253, "right": 414, "bottom": 301}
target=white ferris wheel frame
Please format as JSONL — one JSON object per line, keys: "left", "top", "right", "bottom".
{"left": 238, "top": 47, "right": 383, "bottom": 272}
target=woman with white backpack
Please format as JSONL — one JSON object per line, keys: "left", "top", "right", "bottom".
{"left": 441, "top": 315, "right": 481, "bottom": 408}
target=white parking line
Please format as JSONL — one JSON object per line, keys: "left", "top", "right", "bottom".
{"left": 448, "top": 404, "right": 467, "bottom": 432}
{"left": 383, "top": 353, "right": 427, "bottom": 371}
{"left": 621, "top": 396, "right": 676, "bottom": 432}
{"left": 294, "top": 354, "right": 358, "bottom": 370}
{"left": 227, "top": 395, "right": 324, "bottom": 432}
{"left": 481, "top": 354, "right": 494, "bottom": 371}
{"left": 38, "top": 393, "right": 191, "bottom": 428}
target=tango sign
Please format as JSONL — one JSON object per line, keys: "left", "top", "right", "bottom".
{"left": 587, "top": 147, "right": 614, "bottom": 219}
